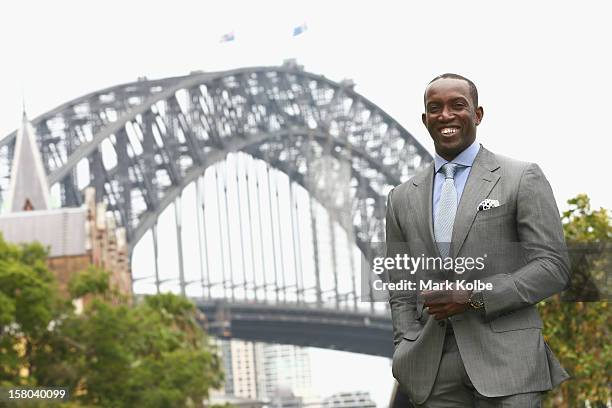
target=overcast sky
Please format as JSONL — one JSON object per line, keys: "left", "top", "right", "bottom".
{"left": 1, "top": 0, "right": 610, "bottom": 405}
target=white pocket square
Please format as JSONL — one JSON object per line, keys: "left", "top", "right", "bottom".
{"left": 477, "top": 199, "right": 500, "bottom": 211}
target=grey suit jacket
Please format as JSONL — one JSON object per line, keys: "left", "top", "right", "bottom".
{"left": 386, "top": 145, "right": 570, "bottom": 404}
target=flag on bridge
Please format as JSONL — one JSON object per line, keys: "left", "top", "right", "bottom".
{"left": 220, "top": 31, "right": 235, "bottom": 43}
{"left": 292, "top": 22, "right": 308, "bottom": 36}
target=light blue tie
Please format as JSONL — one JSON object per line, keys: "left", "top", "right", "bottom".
{"left": 434, "top": 163, "right": 459, "bottom": 258}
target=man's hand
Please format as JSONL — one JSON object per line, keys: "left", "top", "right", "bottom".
{"left": 423, "top": 289, "right": 471, "bottom": 320}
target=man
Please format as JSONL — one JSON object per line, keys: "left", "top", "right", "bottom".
{"left": 386, "top": 74, "right": 570, "bottom": 407}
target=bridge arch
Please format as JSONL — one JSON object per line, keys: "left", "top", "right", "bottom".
{"left": 0, "top": 64, "right": 432, "bottom": 258}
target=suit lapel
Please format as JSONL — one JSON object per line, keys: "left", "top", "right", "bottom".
{"left": 410, "top": 165, "right": 439, "bottom": 257}
{"left": 410, "top": 166, "right": 438, "bottom": 315}
{"left": 450, "top": 147, "right": 501, "bottom": 258}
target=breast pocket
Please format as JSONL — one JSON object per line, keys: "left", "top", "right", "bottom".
{"left": 474, "top": 203, "right": 510, "bottom": 222}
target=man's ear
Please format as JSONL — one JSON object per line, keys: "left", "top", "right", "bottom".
{"left": 422, "top": 113, "right": 427, "bottom": 127}
{"left": 475, "top": 106, "right": 484, "bottom": 126}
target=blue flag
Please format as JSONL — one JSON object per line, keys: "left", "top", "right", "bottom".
{"left": 292, "top": 23, "right": 308, "bottom": 37}
{"left": 220, "top": 32, "right": 235, "bottom": 43}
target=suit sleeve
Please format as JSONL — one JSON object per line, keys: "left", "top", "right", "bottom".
{"left": 386, "top": 187, "right": 421, "bottom": 347}
{"left": 481, "top": 163, "right": 571, "bottom": 321}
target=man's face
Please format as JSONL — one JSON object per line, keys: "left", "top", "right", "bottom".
{"left": 422, "top": 78, "right": 483, "bottom": 161}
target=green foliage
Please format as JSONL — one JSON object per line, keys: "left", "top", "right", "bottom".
{"left": 539, "top": 194, "right": 611, "bottom": 407}
{"left": 53, "top": 294, "right": 223, "bottom": 408}
{"left": 0, "top": 235, "right": 63, "bottom": 386}
{"left": 67, "top": 266, "right": 111, "bottom": 299}
{"left": 0, "top": 234, "right": 224, "bottom": 407}
{"left": 562, "top": 194, "right": 612, "bottom": 243}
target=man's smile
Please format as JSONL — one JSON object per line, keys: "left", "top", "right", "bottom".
{"left": 439, "top": 126, "right": 461, "bottom": 137}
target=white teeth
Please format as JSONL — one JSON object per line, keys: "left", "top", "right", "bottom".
{"left": 441, "top": 128, "right": 458, "bottom": 135}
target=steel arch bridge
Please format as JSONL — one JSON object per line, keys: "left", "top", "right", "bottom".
{"left": 0, "top": 61, "right": 432, "bottom": 356}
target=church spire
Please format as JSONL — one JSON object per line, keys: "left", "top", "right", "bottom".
{"left": 5, "top": 110, "right": 51, "bottom": 212}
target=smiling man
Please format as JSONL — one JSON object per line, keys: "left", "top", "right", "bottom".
{"left": 385, "top": 74, "right": 571, "bottom": 407}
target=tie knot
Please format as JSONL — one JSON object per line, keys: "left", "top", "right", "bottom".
{"left": 441, "top": 163, "right": 459, "bottom": 179}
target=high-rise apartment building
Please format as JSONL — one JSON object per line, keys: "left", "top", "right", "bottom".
{"left": 260, "top": 344, "right": 313, "bottom": 401}
{"left": 216, "top": 340, "right": 314, "bottom": 406}
{"left": 217, "top": 339, "right": 259, "bottom": 399}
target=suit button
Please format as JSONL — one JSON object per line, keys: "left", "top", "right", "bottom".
{"left": 438, "top": 321, "right": 445, "bottom": 327}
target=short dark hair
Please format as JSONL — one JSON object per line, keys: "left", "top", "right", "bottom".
{"left": 425, "top": 73, "right": 478, "bottom": 106}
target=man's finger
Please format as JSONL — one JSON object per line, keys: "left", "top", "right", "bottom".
{"left": 422, "top": 289, "right": 451, "bottom": 304}
{"left": 424, "top": 298, "right": 447, "bottom": 306}
{"left": 433, "top": 312, "right": 447, "bottom": 320}
{"left": 426, "top": 304, "right": 446, "bottom": 314}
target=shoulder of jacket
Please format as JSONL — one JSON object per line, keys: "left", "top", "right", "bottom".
{"left": 483, "top": 147, "right": 537, "bottom": 175}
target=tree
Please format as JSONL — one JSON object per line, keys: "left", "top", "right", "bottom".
{"left": 539, "top": 194, "right": 611, "bottom": 407}
{"left": 0, "top": 236, "right": 64, "bottom": 387}
{"left": 0, "top": 235, "right": 224, "bottom": 407}
{"left": 44, "top": 288, "right": 224, "bottom": 407}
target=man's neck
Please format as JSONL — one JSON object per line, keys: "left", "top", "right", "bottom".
{"left": 434, "top": 139, "right": 480, "bottom": 172}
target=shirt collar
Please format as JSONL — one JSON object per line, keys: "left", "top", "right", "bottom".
{"left": 434, "top": 140, "right": 481, "bottom": 173}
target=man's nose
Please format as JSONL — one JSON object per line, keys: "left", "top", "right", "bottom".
{"left": 438, "top": 106, "right": 455, "bottom": 121}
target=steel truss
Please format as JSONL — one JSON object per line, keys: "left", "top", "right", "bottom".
{"left": 0, "top": 62, "right": 431, "bottom": 257}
